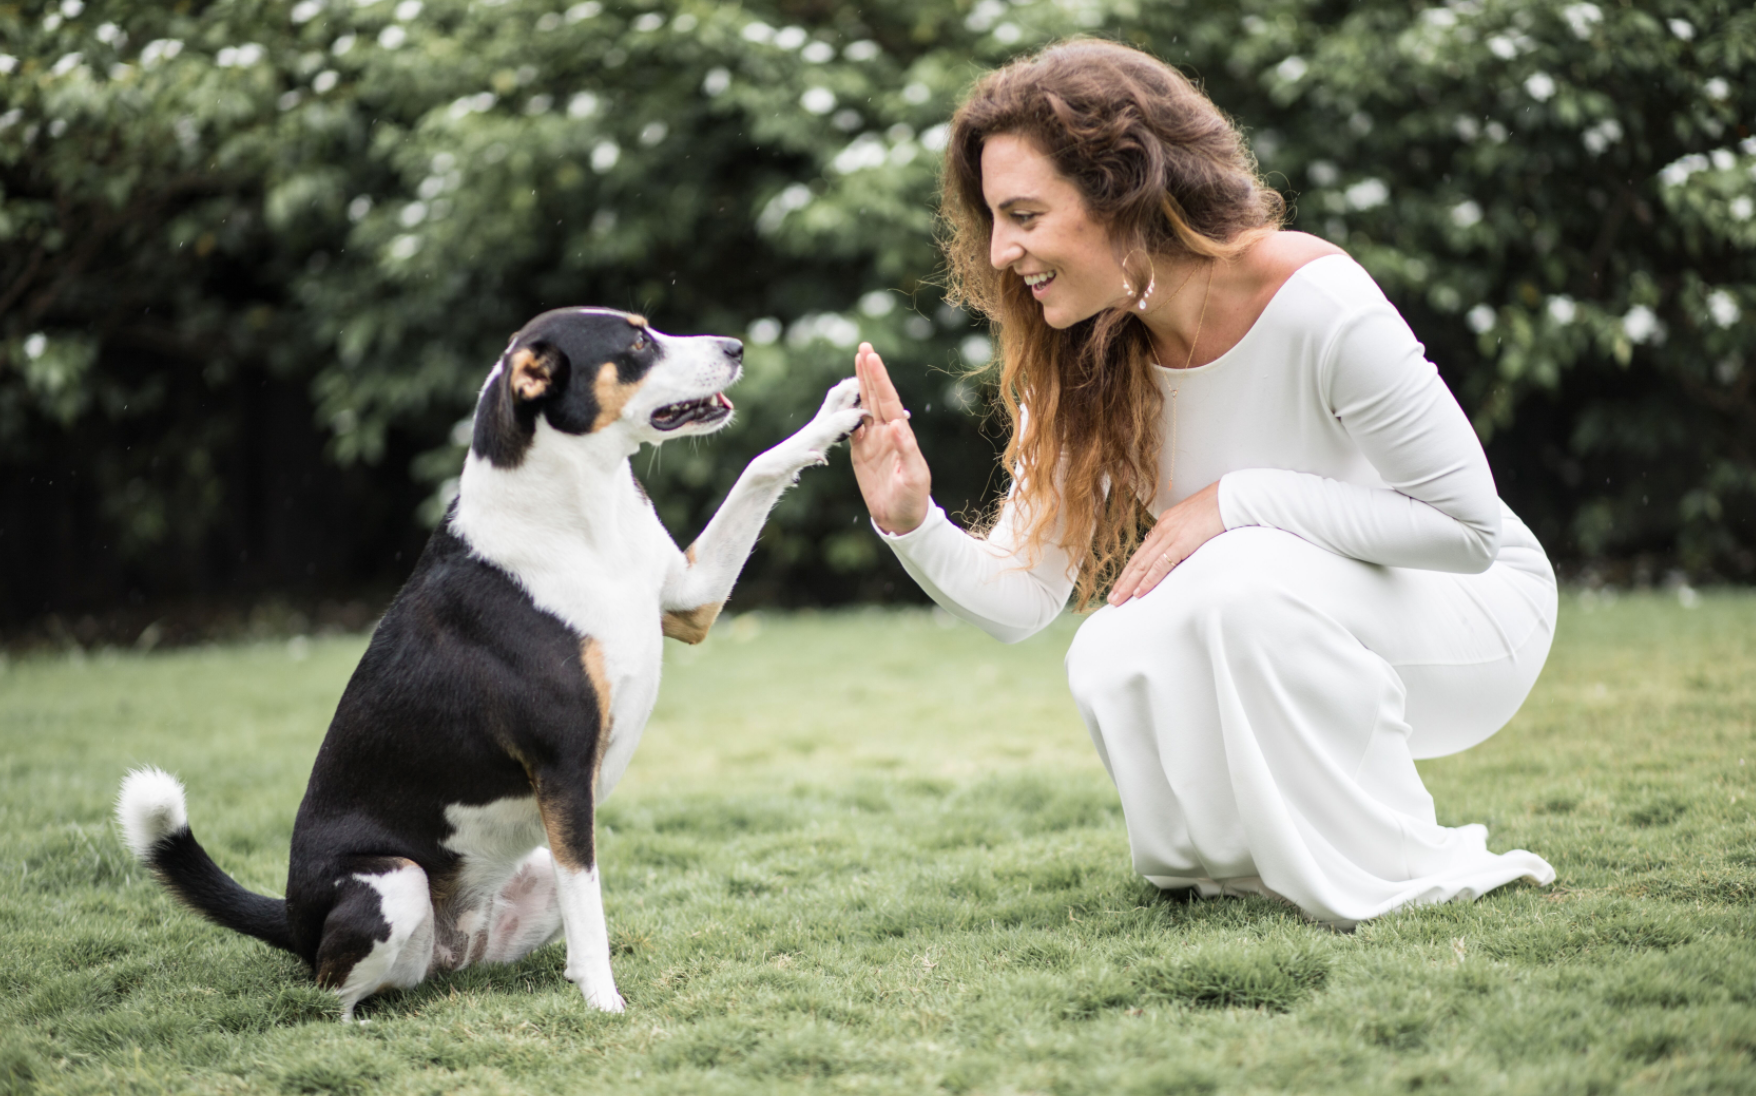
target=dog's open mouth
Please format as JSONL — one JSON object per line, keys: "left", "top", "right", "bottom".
{"left": 650, "top": 392, "right": 734, "bottom": 431}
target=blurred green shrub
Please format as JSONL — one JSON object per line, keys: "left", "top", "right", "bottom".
{"left": 1, "top": 0, "right": 1752, "bottom": 622}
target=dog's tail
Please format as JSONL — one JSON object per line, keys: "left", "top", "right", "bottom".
{"left": 116, "top": 767, "right": 296, "bottom": 954}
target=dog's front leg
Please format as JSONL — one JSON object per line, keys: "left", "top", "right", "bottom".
{"left": 661, "top": 377, "right": 865, "bottom": 643}
{"left": 535, "top": 776, "right": 624, "bottom": 1011}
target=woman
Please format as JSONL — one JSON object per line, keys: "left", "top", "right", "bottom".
{"left": 849, "top": 39, "right": 1556, "bottom": 928}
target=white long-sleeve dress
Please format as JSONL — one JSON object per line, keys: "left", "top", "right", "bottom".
{"left": 878, "top": 254, "right": 1557, "bottom": 927}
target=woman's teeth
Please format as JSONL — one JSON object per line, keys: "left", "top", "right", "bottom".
{"left": 1023, "top": 271, "right": 1055, "bottom": 288}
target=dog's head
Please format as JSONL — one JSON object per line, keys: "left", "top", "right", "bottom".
{"left": 472, "top": 308, "right": 742, "bottom": 467}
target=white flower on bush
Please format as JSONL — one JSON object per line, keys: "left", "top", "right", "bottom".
{"left": 1275, "top": 55, "right": 1307, "bottom": 83}
{"left": 1732, "top": 196, "right": 1754, "bottom": 222}
{"left": 1524, "top": 72, "right": 1556, "bottom": 102}
{"left": 50, "top": 52, "right": 84, "bottom": 77}
{"left": 1667, "top": 18, "right": 1694, "bottom": 40}
{"left": 961, "top": 334, "right": 993, "bottom": 366}
{"left": 388, "top": 234, "right": 422, "bottom": 260}
{"left": 701, "top": 68, "right": 730, "bottom": 96}
{"left": 291, "top": 0, "right": 323, "bottom": 24}
{"left": 564, "top": 2, "right": 599, "bottom": 22}
{"left": 1659, "top": 153, "right": 1708, "bottom": 188}
{"left": 567, "top": 91, "right": 598, "bottom": 118}
{"left": 0, "top": 55, "right": 16, "bottom": 75}
{"left": 833, "top": 134, "right": 888, "bottom": 174}
{"left": 740, "top": 21, "right": 773, "bottom": 44}
{"left": 1467, "top": 304, "right": 1496, "bottom": 334}
{"left": 1547, "top": 296, "right": 1577, "bottom": 325}
{"left": 1345, "top": 178, "right": 1389, "bottom": 211}
{"left": 965, "top": 0, "right": 1006, "bottom": 32}
{"left": 1582, "top": 118, "right": 1622, "bottom": 155}
{"left": 216, "top": 44, "right": 265, "bottom": 68}
{"left": 788, "top": 313, "right": 860, "bottom": 349}
{"left": 395, "top": 0, "right": 422, "bottom": 19}
{"left": 378, "top": 25, "right": 407, "bottom": 49}
{"left": 773, "top": 25, "right": 806, "bottom": 49}
{"left": 1706, "top": 290, "right": 1740, "bottom": 329}
{"left": 1562, "top": 3, "right": 1601, "bottom": 39}
{"left": 860, "top": 291, "right": 896, "bottom": 318}
{"left": 589, "top": 141, "right": 619, "bottom": 173}
{"left": 921, "top": 123, "right": 950, "bottom": 153}
{"left": 843, "top": 40, "right": 880, "bottom": 62}
{"left": 757, "top": 183, "right": 813, "bottom": 234}
{"left": 313, "top": 69, "right": 339, "bottom": 93}
{"left": 1450, "top": 200, "right": 1483, "bottom": 228}
{"left": 449, "top": 92, "right": 495, "bottom": 119}
{"left": 1704, "top": 77, "right": 1729, "bottom": 101}
{"left": 801, "top": 41, "right": 834, "bottom": 64}
{"left": 801, "top": 87, "right": 836, "bottom": 115}
{"left": 24, "top": 333, "right": 47, "bottom": 360}
{"left": 1487, "top": 35, "right": 1517, "bottom": 60}
{"left": 1622, "top": 305, "right": 1661, "bottom": 344}
{"left": 347, "top": 195, "right": 372, "bottom": 222}
{"left": 747, "top": 318, "right": 782, "bottom": 346}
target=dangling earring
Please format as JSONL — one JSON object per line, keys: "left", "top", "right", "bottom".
{"left": 1121, "top": 249, "right": 1157, "bottom": 310}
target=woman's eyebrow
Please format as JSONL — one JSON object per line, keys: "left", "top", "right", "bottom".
{"left": 997, "top": 196, "right": 1041, "bottom": 211}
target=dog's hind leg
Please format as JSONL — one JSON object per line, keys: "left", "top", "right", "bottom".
{"left": 480, "top": 847, "right": 565, "bottom": 964}
{"left": 314, "top": 858, "right": 435, "bottom": 1022}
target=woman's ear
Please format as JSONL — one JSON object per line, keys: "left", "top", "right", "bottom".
{"left": 509, "top": 342, "right": 570, "bottom": 402}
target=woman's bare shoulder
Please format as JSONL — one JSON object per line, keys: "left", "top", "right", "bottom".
{"left": 1235, "top": 231, "right": 1349, "bottom": 305}
{"left": 1252, "top": 231, "right": 1348, "bottom": 277}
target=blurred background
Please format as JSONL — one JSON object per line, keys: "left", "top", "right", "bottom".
{"left": 1, "top": 0, "right": 1752, "bottom": 648}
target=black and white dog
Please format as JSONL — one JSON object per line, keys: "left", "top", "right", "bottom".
{"left": 117, "top": 308, "right": 864, "bottom": 1020}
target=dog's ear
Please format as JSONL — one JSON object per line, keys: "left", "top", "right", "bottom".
{"left": 509, "top": 342, "right": 568, "bottom": 402}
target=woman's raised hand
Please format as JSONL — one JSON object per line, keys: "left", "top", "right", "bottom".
{"left": 850, "top": 343, "right": 932, "bottom": 535}
{"left": 1107, "top": 481, "right": 1226, "bottom": 605}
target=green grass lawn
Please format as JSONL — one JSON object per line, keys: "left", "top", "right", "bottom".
{"left": 2, "top": 593, "right": 1753, "bottom": 1095}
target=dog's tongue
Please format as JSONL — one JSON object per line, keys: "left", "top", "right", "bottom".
{"left": 717, "top": 392, "right": 734, "bottom": 410}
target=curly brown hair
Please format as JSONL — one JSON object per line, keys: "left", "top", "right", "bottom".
{"left": 941, "top": 38, "right": 1285, "bottom": 608}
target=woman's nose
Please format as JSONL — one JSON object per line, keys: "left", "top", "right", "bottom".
{"left": 990, "top": 225, "right": 1023, "bottom": 270}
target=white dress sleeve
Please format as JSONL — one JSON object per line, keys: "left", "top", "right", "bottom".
{"left": 1217, "top": 300, "right": 1503, "bottom": 573}
{"left": 874, "top": 496, "right": 1074, "bottom": 644}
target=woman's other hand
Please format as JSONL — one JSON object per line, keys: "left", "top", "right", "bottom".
{"left": 1107, "top": 481, "right": 1225, "bottom": 605}
{"left": 851, "top": 343, "right": 932, "bottom": 535}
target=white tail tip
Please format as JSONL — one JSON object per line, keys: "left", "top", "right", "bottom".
{"left": 117, "top": 766, "right": 189, "bottom": 860}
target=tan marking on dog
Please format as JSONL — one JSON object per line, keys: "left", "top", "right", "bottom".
{"left": 684, "top": 543, "right": 699, "bottom": 565}
{"left": 662, "top": 602, "right": 723, "bottom": 645}
{"left": 510, "top": 346, "right": 559, "bottom": 401}
{"left": 539, "top": 638, "right": 615, "bottom": 872}
{"left": 624, "top": 314, "right": 647, "bottom": 327}
{"left": 593, "top": 361, "right": 641, "bottom": 431}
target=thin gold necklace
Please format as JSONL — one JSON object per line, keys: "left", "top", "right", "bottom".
{"left": 1166, "top": 263, "right": 1214, "bottom": 503}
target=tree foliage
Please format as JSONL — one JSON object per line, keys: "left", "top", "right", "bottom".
{"left": 2, "top": 0, "right": 1752, "bottom": 623}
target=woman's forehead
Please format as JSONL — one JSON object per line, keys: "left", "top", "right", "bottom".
{"left": 981, "top": 134, "right": 1077, "bottom": 208}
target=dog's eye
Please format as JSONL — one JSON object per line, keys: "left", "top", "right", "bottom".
{"left": 631, "top": 332, "right": 649, "bottom": 352}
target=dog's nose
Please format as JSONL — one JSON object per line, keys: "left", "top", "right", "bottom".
{"left": 719, "top": 338, "right": 743, "bottom": 363}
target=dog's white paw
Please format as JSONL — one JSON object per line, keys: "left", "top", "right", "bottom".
{"left": 792, "top": 377, "right": 869, "bottom": 461}
{"left": 583, "top": 984, "right": 626, "bottom": 1012}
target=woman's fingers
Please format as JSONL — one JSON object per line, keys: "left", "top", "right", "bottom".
{"left": 861, "top": 345, "right": 908, "bottom": 422}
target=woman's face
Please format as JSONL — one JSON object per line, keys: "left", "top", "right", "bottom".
{"left": 982, "top": 133, "right": 1126, "bottom": 329}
